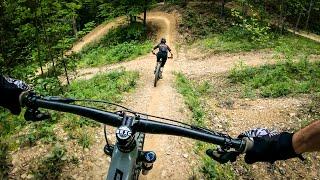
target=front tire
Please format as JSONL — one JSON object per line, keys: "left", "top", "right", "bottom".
{"left": 133, "top": 132, "right": 145, "bottom": 180}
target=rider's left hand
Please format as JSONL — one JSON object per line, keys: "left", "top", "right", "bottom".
{"left": 0, "top": 76, "right": 30, "bottom": 115}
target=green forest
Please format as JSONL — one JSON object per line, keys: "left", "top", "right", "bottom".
{"left": 1, "top": 0, "right": 320, "bottom": 179}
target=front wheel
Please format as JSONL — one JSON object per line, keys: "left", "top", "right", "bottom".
{"left": 133, "top": 132, "right": 145, "bottom": 180}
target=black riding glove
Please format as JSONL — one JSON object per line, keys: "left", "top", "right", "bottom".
{"left": 239, "top": 128, "right": 303, "bottom": 164}
{"left": 0, "top": 75, "right": 30, "bottom": 115}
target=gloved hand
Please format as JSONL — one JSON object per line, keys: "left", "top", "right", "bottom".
{"left": 0, "top": 75, "right": 30, "bottom": 115}
{"left": 239, "top": 128, "right": 303, "bottom": 164}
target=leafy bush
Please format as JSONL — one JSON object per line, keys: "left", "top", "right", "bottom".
{"left": 32, "top": 77, "right": 63, "bottom": 96}
{"left": 179, "top": 5, "right": 232, "bottom": 42}
{"left": 231, "top": 9, "right": 272, "bottom": 44}
{"left": 229, "top": 59, "right": 320, "bottom": 97}
{"left": 77, "top": 21, "right": 96, "bottom": 39}
{"left": 77, "top": 41, "right": 152, "bottom": 68}
{"left": 99, "top": 22, "right": 147, "bottom": 46}
{"left": 65, "top": 69, "right": 138, "bottom": 100}
{"left": 77, "top": 22, "right": 153, "bottom": 68}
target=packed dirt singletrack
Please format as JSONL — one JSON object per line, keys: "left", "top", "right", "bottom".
{"left": 60, "top": 11, "right": 196, "bottom": 179}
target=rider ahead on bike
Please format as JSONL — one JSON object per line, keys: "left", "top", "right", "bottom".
{"left": 152, "top": 38, "right": 173, "bottom": 78}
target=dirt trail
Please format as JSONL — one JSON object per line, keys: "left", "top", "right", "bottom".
{"left": 286, "top": 29, "right": 320, "bottom": 43}
{"left": 36, "top": 17, "right": 125, "bottom": 75}
{"left": 68, "top": 17, "right": 125, "bottom": 54}
{"left": 63, "top": 11, "right": 195, "bottom": 179}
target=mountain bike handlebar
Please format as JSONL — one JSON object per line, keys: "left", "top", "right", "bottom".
{"left": 151, "top": 52, "right": 173, "bottom": 59}
{"left": 20, "top": 91, "right": 253, "bottom": 162}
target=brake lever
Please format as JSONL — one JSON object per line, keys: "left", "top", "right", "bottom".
{"left": 24, "top": 108, "right": 51, "bottom": 122}
{"left": 206, "top": 148, "right": 240, "bottom": 164}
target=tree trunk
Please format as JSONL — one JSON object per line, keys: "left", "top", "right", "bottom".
{"left": 39, "top": 2, "right": 56, "bottom": 76}
{"left": 143, "top": 0, "right": 147, "bottom": 28}
{"left": 304, "top": 0, "right": 313, "bottom": 32}
{"left": 264, "top": 0, "right": 267, "bottom": 12}
{"left": 62, "top": 55, "right": 70, "bottom": 85}
{"left": 36, "top": 29, "right": 43, "bottom": 75}
{"left": 242, "top": 1, "right": 247, "bottom": 16}
{"left": 72, "top": 15, "right": 78, "bottom": 38}
{"left": 279, "top": 0, "right": 284, "bottom": 34}
{"left": 35, "top": 5, "right": 43, "bottom": 76}
{"left": 183, "top": 0, "right": 188, "bottom": 7}
{"left": 294, "top": 11, "right": 302, "bottom": 34}
{"left": 220, "top": 0, "right": 225, "bottom": 18}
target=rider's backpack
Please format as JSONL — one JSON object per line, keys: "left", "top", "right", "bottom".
{"left": 159, "top": 44, "right": 168, "bottom": 53}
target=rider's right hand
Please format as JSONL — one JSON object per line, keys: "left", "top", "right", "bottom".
{"left": 239, "top": 128, "right": 303, "bottom": 164}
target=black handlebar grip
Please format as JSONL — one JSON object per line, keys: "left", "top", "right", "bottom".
{"left": 241, "top": 137, "right": 254, "bottom": 153}
{"left": 206, "top": 149, "right": 239, "bottom": 164}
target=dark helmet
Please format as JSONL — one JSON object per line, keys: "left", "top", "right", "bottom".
{"left": 160, "top": 38, "right": 166, "bottom": 43}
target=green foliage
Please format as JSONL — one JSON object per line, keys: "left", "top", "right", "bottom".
{"left": 0, "top": 110, "right": 26, "bottom": 137}
{"left": 78, "top": 131, "right": 92, "bottom": 149}
{"left": 176, "top": 73, "right": 235, "bottom": 179}
{"left": 77, "top": 21, "right": 96, "bottom": 38}
{"left": 32, "top": 77, "right": 63, "bottom": 96}
{"left": 200, "top": 34, "right": 258, "bottom": 53}
{"left": 274, "top": 35, "right": 320, "bottom": 58}
{"left": 78, "top": 41, "right": 152, "bottom": 68}
{"left": 33, "top": 145, "right": 67, "bottom": 179}
{"left": 0, "top": 140, "right": 11, "bottom": 179}
{"left": 175, "top": 73, "right": 206, "bottom": 126}
{"left": 100, "top": 22, "right": 148, "bottom": 45}
{"left": 63, "top": 70, "right": 138, "bottom": 145}
{"left": 229, "top": 59, "right": 320, "bottom": 97}
{"left": 231, "top": 9, "right": 272, "bottom": 43}
{"left": 199, "top": 27, "right": 320, "bottom": 54}
{"left": 201, "top": 155, "right": 235, "bottom": 180}
{"left": 179, "top": 4, "right": 233, "bottom": 42}
{"left": 77, "top": 22, "right": 153, "bottom": 68}
{"left": 65, "top": 69, "right": 139, "bottom": 100}
{"left": 19, "top": 122, "right": 57, "bottom": 147}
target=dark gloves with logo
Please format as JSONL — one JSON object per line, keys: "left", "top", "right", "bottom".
{"left": 0, "top": 75, "right": 50, "bottom": 121}
{"left": 239, "top": 128, "right": 304, "bottom": 164}
{"left": 0, "top": 75, "right": 30, "bottom": 115}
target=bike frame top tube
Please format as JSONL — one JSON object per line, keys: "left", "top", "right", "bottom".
{"left": 21, "top": 93, "right": 245, "bottom": 151}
